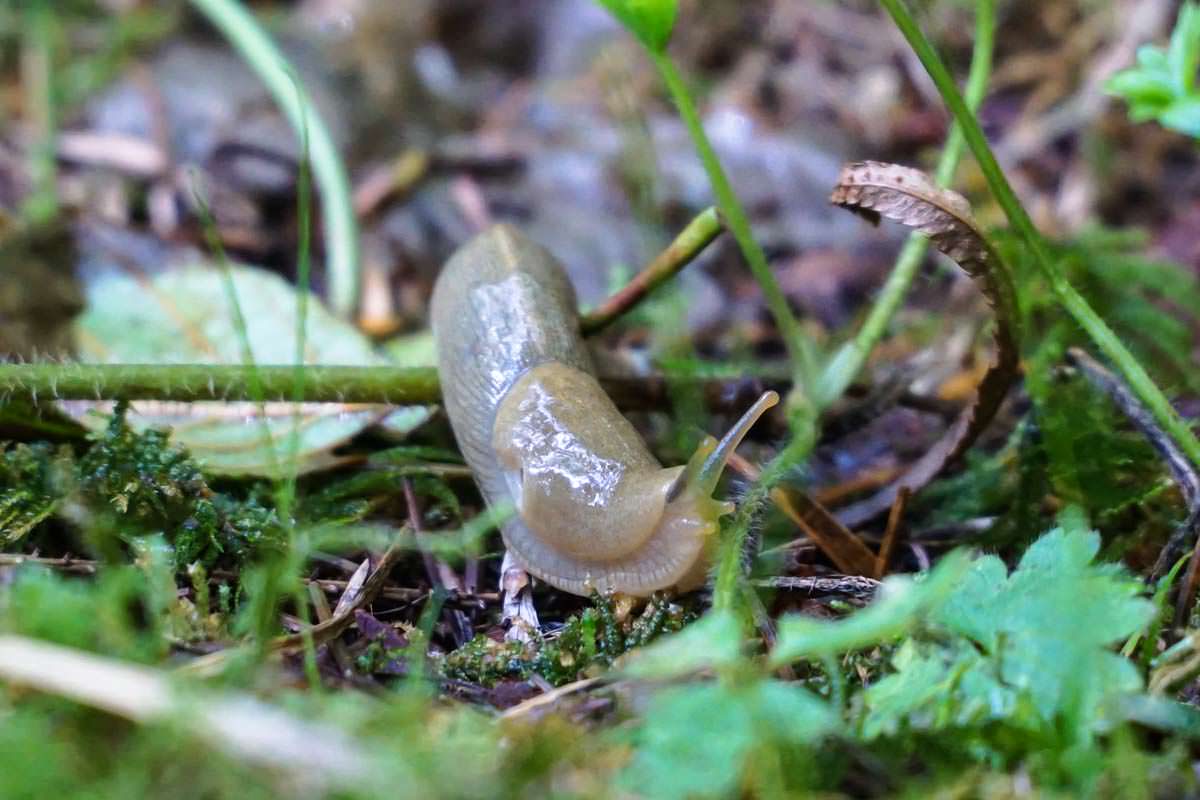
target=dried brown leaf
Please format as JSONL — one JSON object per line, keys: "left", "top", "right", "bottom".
{"left": 770, "top": 487, "right": 879, "bottom": 576}
{"left": 830, "top": 161, "right": 1022, "bottom": 527}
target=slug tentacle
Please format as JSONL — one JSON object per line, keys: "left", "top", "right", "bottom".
{"left": 432, "top": 224, "right": 776, "bottom": 597}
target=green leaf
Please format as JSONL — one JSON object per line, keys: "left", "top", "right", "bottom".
{"left": 620, "top": 609, "right": 742, "bottom": 679}
{"left": 70, "top": 261, "right": 432, "bottom": 477}
{"left": 769, "top": 549, "right": 971, "bottom": 666}
{"left": 621, "top": 679, "right": 833, "bottom": 799}
{"left": 1167, "top": 2, "right": 1200, "bottom": 92}
{"left": 1104, "top": 69, "right": 1175, "bottom": 109}
{"left": 1160, "top": 96, "right": 1200, "bottom": 137}
{"left": 595, "top": 0, "right": 677, "bottom": 53}
{"left": 865, "top": 524, "right": 1155, "bottom": 742}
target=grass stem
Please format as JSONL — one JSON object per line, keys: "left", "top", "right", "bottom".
{"left": 650, "top": 52, "right": 815, "bottom": 392}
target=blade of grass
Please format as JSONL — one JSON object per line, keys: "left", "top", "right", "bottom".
{"left": 879, "top": 0, "right": 1200, "bottom": 471}
{"left": 189, "top": 176, "right": 282, "bottom": 479}
{"left": 188, "top": 0, "right": 360, "bottom": 318}
{"left": 21, "top": 0, "right": 58, "bottom": 225}
{"left": 193, "top": 175, "right": 316, "bottom": 678}
{"left": 817, "top": 0, "right": 996, "bottom": 409}
{"left": 282, "top": 87, "right": 320, "bottom": 690}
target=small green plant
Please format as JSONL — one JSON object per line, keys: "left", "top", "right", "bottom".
{"left": 1107, "top": 2, "right": 1200, "bottom": 138}
{"left": 593, "top": 0, "right": 813, "bottom": 403}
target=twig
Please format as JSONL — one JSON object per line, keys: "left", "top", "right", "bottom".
{"left": 875, "top": 487, "right": 910, "bottom": 578}
{"left": 1066, "top": 347, "right": 1200, "bottom": 598}
{"left": 727, "top": 452, "right": 878, "bottom": 579}
{"left": 498, "top": 676, "right": 604, "bottom": 720}
{"left": 352, "top": 150, "right": 431, "bottom": 217}
{"left": 0, "top": 553, "right": 98, "bottom": 574}
{"left": 580, "top": 207, "right": 723, "bottom": 335}
{"left": 1065, "top": 348, "right": 1200, "bottom": 627}
{"left": 273, "top": 528, "right": 410, "bottom": 652}
{"left": 754, "top": 575, "right": 881, "bottom": 606}
{"left": 771, "top": 487, "right": 880, "bottom": 577}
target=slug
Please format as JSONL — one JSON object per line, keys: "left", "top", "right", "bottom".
{"left": 431, "top": 224, "right": 777, "bottom": 597}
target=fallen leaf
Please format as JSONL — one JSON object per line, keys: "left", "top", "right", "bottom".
{"left": 830, "top": 161, "right": 1021, "bottom": 526}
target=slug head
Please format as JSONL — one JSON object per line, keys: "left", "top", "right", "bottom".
{"left": 654, "top": 390, "right": 779, "bottom": 589}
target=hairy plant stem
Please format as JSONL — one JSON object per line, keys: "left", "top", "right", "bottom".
{"left": 0, "top": 363, "right": 439, "bottom": 404}
{"left": 188, "top": 0, "right": 359, "bottom": 318}
{"left": 650, "top": 52, "right": 816, "bottom": 395}
{"left": 0, "top": 363, "right": 775, "bottom": 412}
{"left": 880, "top": 0, "right": 1200, "bottom": 470}
{"left": 817, "top": 0, "right": 995, "bottom": 409}
{"left": 713, "top": 426, "right": 815, "bottom": 613}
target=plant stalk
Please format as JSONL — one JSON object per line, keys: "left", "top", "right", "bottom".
{"left": 650, "top": 52, "right": 815, "bottom": 391}
{"left": 581, "top": 206, "right": 723, "bottom": 334}
{"left": 879, "top": 0, "right": 1200, "bottom": 471}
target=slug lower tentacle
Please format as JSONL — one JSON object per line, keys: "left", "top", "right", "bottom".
{"left": 432, "top": 224, "right": 776, "bottom": 597}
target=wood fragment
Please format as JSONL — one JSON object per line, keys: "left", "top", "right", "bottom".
{"left": 770, "top": 487, "right": 880, "bottom": 577}
{"left": 754, "top": 575, "right": 881, "bottom": 605}
{"left": 876, "top": 487, "right": 910, "bottom": 578}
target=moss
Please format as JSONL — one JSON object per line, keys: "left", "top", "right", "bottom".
{"left": 440, "top": 593, "right": 694, "bottom": 687}
{"left": 0, "top": 441, "right": 72, "bottom": 543}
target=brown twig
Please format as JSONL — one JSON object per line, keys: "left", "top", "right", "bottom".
{"left": 1066, "top": 347, "right": 1200, "bottom": 625}
{"left": 770, "top": 487, "right": 880, "bottom": 577}
{"left": 875, "top": 487, "right": 910, "bottom": 578}
{"left": 580, "top": 207, "right": 723, "bottom": 335}
{"left": 727, "top": 452, "right": 878, "bottom": 576}
{"left": 352, "top": 149, "right": 431, "bottom": 217}
{"left": 273, "top": 527, "right": 411, "bottom": 652}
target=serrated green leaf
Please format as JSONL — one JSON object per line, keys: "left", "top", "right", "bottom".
{"left": 877, "top": 524, "right": 1156, "bottom": 740}
{"left": 769, "top": 549, "right": 971, "bottom": 666}
{"left": 595, "top": 0, "right": 678, "bottom": 53}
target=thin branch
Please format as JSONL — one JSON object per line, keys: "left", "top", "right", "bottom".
{"left": 580, "top": 206, "right": 723, "bottom": 335}
{"left": 1066, "top": 347, "right": 1200, "bottom": 625}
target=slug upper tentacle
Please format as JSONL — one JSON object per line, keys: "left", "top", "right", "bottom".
{"left": 432, "top": 224, "right": 776, "bottom": 597}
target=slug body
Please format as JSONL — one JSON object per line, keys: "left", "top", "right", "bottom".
{"left": 432, "top": 225, "right": 774, "bottom": 597}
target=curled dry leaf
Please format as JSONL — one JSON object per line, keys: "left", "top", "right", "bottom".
{"left": 830, "top": 161, "right": 1021, "bottom": 527}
